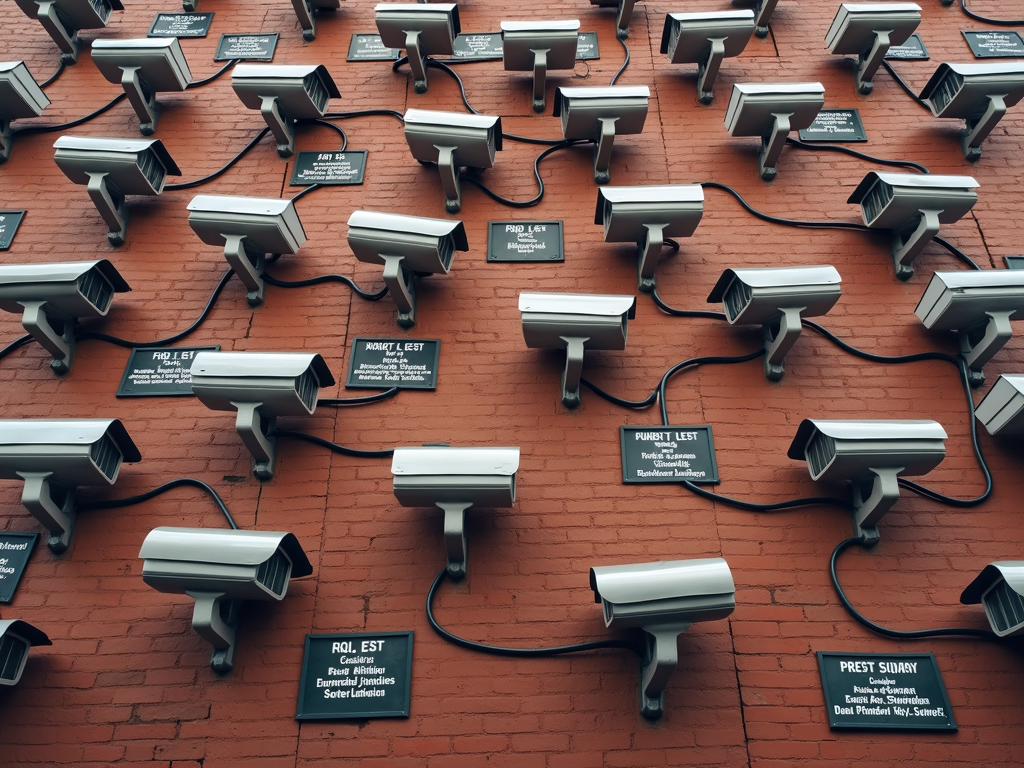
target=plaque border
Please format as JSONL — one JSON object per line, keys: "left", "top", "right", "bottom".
{"left": 962, "top": 29, "right": 1024, "bottom": 59}
{"left": 797, "top": 109, "right": 867, "bottom": 142}
{"left": 577, "top": 31, "right": 600, "bottom": 60}
{"left": 345, "top": 337, "right": 440, "bottom": 390}
{"left": 1004, "top": 256, "right": 1024, "bottom": 270}
{"left": 884, "top": 33, "right": 929, "bottom": 60}
{"left": 116, "top": 345, "right": 220, "bottom": 398}
{"left": 486, "top": 220, "right": 564, "bottom": 262}
{"left": 214, "top": 32, "right": 279, "bottom": 61}
{"left": 0, "top": 210, "right": 26, "bottom": 251}
{"left": 289, "top": 150, "right": 368, "bottom": 187}
{"left": 0, "top": 532, "right": 38, "bottom": 604}
{"left": 619, "top": 425, "right": 720, "bottom": 485}
{"left": 347, "top": 33, "right": 400, "bottom": 61}
{"left": 147, "top": 12, "right": 215, "bottom": 38}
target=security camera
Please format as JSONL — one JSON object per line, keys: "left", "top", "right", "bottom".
{"left": 403, "top": 108, "right": 502, "bottom": 213}
{"left": 918, "top": 61, "right": 1024, "bottom": 161}
{"left": 0, "top": 620, "right": 51, "bottom": 686}
{"left": 346, "top": 209, "right": 468, "bottom": 328}
{"left": 231, "top": 64, "right": 341, "bottom": 158}
{"left": 52, "top": 135, "right": 182, "bottom": 246}
{"left": 826, "top": 3, "right": 922, "bottom": 95}
{"left": 960, "top": 561, "right": 1024, "bottom": 637}
{"left": 724, "top": 82, "right": 825, "bottom": 180}
{"left": 90, "top": 38, "right": 193, "bottom": 136}
{"left": 391, "top": 445, "right": 520, "bottom": 579}
{"left": 847, "top": 171, "right": 979, "bottom": 280}
{"left": 553, "top": 85, "right": 650, "bottom": 185}
{"left": 519, "top": 291, "right": 636, "bottom": 408}
{"left": 0, "top": 418, "right": 141, "bottom": 553}
{"left": 660, "top": 11, "right": 755, "bottom": 105}
{"left": 189, "top": 351, "right": 336, "bottom": 480}
{"left": 594, "top": 184, "right": 705, "bottom": 292}
{"left": 590, "top": 557, "right": 735, "bottom": 719}
{"left": 187, "top": 195, "right": 307, "bottom": 307}
{"left": 974, "top": 374, "right": 1024, "bottom": 436}
{"left": 375, "top": 3, "right": 460, "bottom": 93}
{"left": 500, "top": 20, "right": 581, "bottom": 113}
{"left": 788, "top": 418, "right": 947, "bottom": 543}
{"left": 588, "top": 0, "right": 639, "bottom": 39}
{"left": 0, "top": 61, "right": 50, "bottom": 163}
{"left": 291, "top": 0, "right": 341, "bottom": 41}
{"left": 915, "top": 270, "right": 1024, "bottom": 387}
{"left": 707, "top": 265, "right": 842, "bottom": 380}
{"left": 13, "top": 0, "right": 124, "bottom": 64}
{"left": 0, "top": 259, "right": 130, "bottom": 374}
{"left": 139, "top": 526, "right": 313, "bottom": 672}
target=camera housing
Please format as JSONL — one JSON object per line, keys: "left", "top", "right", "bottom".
{"left": 707, "top": 265, "right": 842, "bottom": 380}
{"left": 0, "top": 620, "right": 51, "bottom": 686}
{"left": 0, "top": 61, "right": 50, "bottom": 163}
{"left": 590, "top": 557, "right": 735, "bottom": 719}
{"left": 660, "top": 11, "right": 755, "bottom": 104}
{"left": 375, "top": 3, "right": 460, "bottom": 93}
{"left": 961, "top": 562, "right": 1024, "bottom": 637}
{"left": 14, "top": 0, "right": 124, "bottom": 64}
{"left": 139, "top": 526, "right": 313, "bottom": 672}
{"left": 553, "top": 85, "right": 650, "bottom": 184}
{"left": 187, "top": 194, "right": 307, "bottom": 307}
{"left": 291, "top": 0, "right": 341, "bottom": 41}
{"left": 588, "top": 0, "right": 639, "bottom": 39}
{"left": 391, "top": 445, "right": 520, "bottom": 579}
{"left": 974, "top": 374, "right": 1024, "bottom": 436}
{"left": 346, "top": 209, "right": 468, "bottom": 328}
{"left": 825, "top": 3, "right": 922, "bottom": 94}
{"left": 594, "top": 184, "right": 705, "bottom": 292}
{"left": 0, "top": 418, "right": 141, "bottom": 553}
{"left": 500, "top": 20, "right": 580, "bottom": 113}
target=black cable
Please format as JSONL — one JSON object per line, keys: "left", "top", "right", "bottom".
{"left": 77, "top": 478, "right": 237, "bottom": 530}
{"left": 12, "top": 92, "right": 127, "bottom": 136}
{"left": 0, "top": 334, "right": 33, "bottom": 361}
{"left": 831, "top": 537, "right": 996, "bottom": 639}
{"left": 310, "top": 117, "right": 348, "bottom": 151}
{"left": 682, "top": 479, "right": 854, "bottom": 512}
{"left": 658, "top": 350, "right": 765, "bottom": 425}
{"left": 187, "top": 60, "right": 237, "bottom": 88}
{"left": 880, "top": 61, "right": 930, "bottom": 110}
{"left": 261, "top": 272, "right": 387, "bottom": 301}
{"left": 610, "top": 35, "right": 630, "bottom": 86}
{"left": 785, "top": 137, "right": 930, "bottom": 174}
{"left": 460, "top": 139, "right": 586, "bottom": 208}
{"left": 959, "top": 0, "right": 1024, "bottom": 26}
{"left": 272, "top": 429, "right": 394, "bottom": 458}
{"left": 39, "top": 58, "right": 66, "bottom": 89}
{"left": 932, "top": 235, "right": 981, "bottom": 270}
{"left": 318, "top": 388, "right": 399, "bottom": 406}
{"left": 800, "top": 319, "right": 960, "bottom": 366}
{"left": 427, "top": 568, "right": 642, "bottom": 657}
{"left": 165, "top": 127, "right": 271, "bottom": 190}
{"left": 428, "top": 59, "right": 482, "bottom": 115}
{"left": 322, "top": 109, "right": 405, "bottom": 123}
{"left": 580, "top": 378, "right": 658, "bottom": 409}
{"left": 289, "top": 183, "right": 323, "bottom": 203}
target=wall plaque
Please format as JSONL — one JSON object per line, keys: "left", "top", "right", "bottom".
{"left": 148, "top": 13, "right": 214, "bottom": 38}
{"left": 0, "top": 210, "right": 25, "bottom": 251}
{"left": 116, "top": 346, "right": 218, "bottom": 397}
{"left": 817, "top": 652, "right": 956, "bottom": 731}
{"left": 453, "top": 32, "right": 503, "bottom": 60}
{"left": 296, "top": 631, "right": 413, "bottom": 720}
{"left": 347, "top": 34, "right": 400, "bottom": 61}
{"left": 576, "top": 32, "right": 599, "bottom": 60}
{"left": 963, "top": 30, "right": 1024, "bottom": 58}
{"left": 798, "top": 109, "right": 867, "bottom": 142}
{"left": 290, "top": 151, "right": 367, "bottom": 186}
{"left": 215, "top": 33, "right": 278, "bottom": 61}
{"left": 487, "top": 221, "right": 563, "bottom": 262}
{"left": 1004, "top": 256, "right": 1024, "bottom": 270}
{"left": 885, "top": 33, "right": 928, "bottom": 60}
{"left": 346, "top": 338, "right": 439, "bottom": 390}
{"left": 620, "top": 426, "right": 719, "bottom": 484}
{"left": 0, "top": 532, "right": 37, "bottom": 604}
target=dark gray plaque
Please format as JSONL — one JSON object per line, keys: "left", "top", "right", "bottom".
{"left": 1005, "top": 256, "right": 1024, "bottom": 270}
{"left": 620, "top": 426, "right": 719, "bottom": 484}
{"left": 963, "top": 30, "right": 1024, "bottom": 58}
{"left": 487, "top": 221, "right": 563, "bottom": 262}
{"left": 347, "top": 34, "right": 400, "bottom": 61}
{"left": 798, "top": 109, "right": 867, "bottom": 142}
{"left": 818, "top": 652, "right": 956, "bottom": 731}
{"left": 116, "top": 346, "right": 219, "bottom": 397}
{"left": 453, "top": 32, "right": 503, "bottom": 60}
{"left": 296, "top": 631, "right": 413, "bottom": 720}
{"left": 148, "top": 13, "right": 214, "bottom": 38}
{"left": 289, "top": 151, "right": 367, "bottom": 186}
{"left": 215, "top": 33, "right": 278, "bottom": 61}
{"left": 0, "top": 533, "right": 37, "bottom": 604}
{"left": 885, "top": 33, "right": 928, "bottom": 60}
{"left": 0, "top": 210, "right": 25, "bottom": 251}
{"left": 576, "top": 32, "right": 599, "bottom": 60}
{"left": 346, "top": 338, "right": 439, "bottom": 390}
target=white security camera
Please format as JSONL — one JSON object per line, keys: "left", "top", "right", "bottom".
{"left": 707, "top": 265, "right": 842, "bottom": 380}
{"left": 500, "top": 20, "right": 581, "bottom": 113}
{"left": 291, "top": 0, "right": 341, "bottom": 41}
{"left": 0, "top": 61, "right": 50, "bottom": 163}
{"left": 52, "top": 135, "right": 181, "bottom": 246}
{"left": 187, "top": 195, "right": 307, "bottom": 307}
{"left": 90, "top": 38, "right": 193, "bottom": 135}
{"left": 960, "top": 562, "right": 1024, "bottom": 637}
{"left": 919, "top": 62, "right": 1024, "bottom": 161}
{"left": 724, "top": 82, "right": 825, "bottom": 181}
{"left": 590, "top": 557, "right": 735, "bottom": 719}
{"left": 139, "top": 526, "right": 313, "bottom": 672}
{"left": 231, "top": 64, "right": 341, "bottom": 158}
{"left": 0, "top": 259, "right": 130, "bottom": 374}
{"left": 915, "top": 270, "right": 1024, "bottom": 387}
{"left": 0, "top": 620, "right": 51, "bottom": 686}
{"left": 375, "top": 3, "right": 460, "bottom": 93}
{"left": 0, "top": 418, "right": 141, "bottom": 553}
{"left": 847, "top": 171, "right": 979, "bottom": 280}
{"left": 391, "top": 445, "right": 520, "bottom": 579}
{"left": 588, "top": 0, "right": 639, "bottom": 39}
{"left": 403, "top": 108, "right": 502, "bottom": 213}
{"left": 346, "top": 209, "right": 468, "bottom": 328}
{"left": 189, "top": 351, "right": 335, "bottom": 480}
{"left": 974, "top": 374, "right": 1024, "bottom": 436}
{"left": 519, "top": 291, "right": 636, "bottom": 408}
{"left": 826, "top": 3, "right": 922, "bottom": 94}
{"left": 13, "top": 0, "right": 123, "bottom": 64}
{"left": 553, "top": 85, "right": 650, "bottom": 185}
{"left": 660, "top": 11, "right": 755, "bottom": 104}
{"left": 594, "top": 184, "right": 705, "bottom": 292}
{"left": 788, "top": 418, "right": 947, "bottom": 543}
